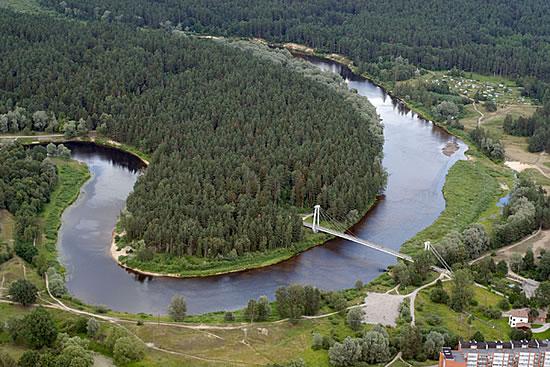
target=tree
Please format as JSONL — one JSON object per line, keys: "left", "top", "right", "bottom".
{"left": 496, "top": 261, "right": 508, "bottom": 277}
{"left": 86, "top": 318, "right": 100, "bottom": 338}
{"left": 276, "top": 285, "right": 306, "bottom": 321}
{"left": 312, "top": 333, "right": 323, "bottom": 350}
{"left": 471, "top": 331, "right": 485, "bottom": 342}
{"left": 8, "top": 279, "right": 37, "bottom": 306}
{"left": 346, "top": 308, "right": 364, "bottom": 331}
{"left": 256, "top": 296, "right": 271, "bottom": 321}
{"left": 535, "top": 281, "right": 550, "bottom": 307}
{"left": 399, "top": 325, "right": 422, "bottom": 360}
{"left": 462, "top": 224, "right": 490, "bottom": 259}
{"left": 450, "top": 269, "right": 474, "bottom": 312}
{"left": 424, "top": 331, "right": 446, "bottom": 359}
{"left": 355, "top": 280, "right": 363, "bottom": 290}
{"left": 14, "top": 242, "right": 38, "bottom": 264}
{"left": 523, "top": 249, "right": 535, "bottom": 271}
{"left": 168, "top": 295, "right": 187, "bottom": 321}
{"left": 362, "top": 330, "right": 390, "bottom": 363}
{"left": 430, "top": 287, "right": 449, "bottom": 304}
{"left": 63, "top": 120, "right": 77, "bottom": 138}
{"left": 484, "top": 100, "right": 497, "bottom": 112}
{"left": 24, "top": 307, "right": 57, "bottom": 349}
{"left": 244, "top": 299, "right": 257, "bottom": 322}
{"left": 46, "top": 143, "right": 57, "bottom": 156}
{"left": 47, "top": 267, "right": 67, "bottom": 297}
{"left": 303, "top": 286, "right": 321, "bottom": 316}
{"left": 113, "top": 337, "right": 145, "bottom": 365}
{"left": 32, "top": 111, "right": 49, "bottom": 130}
{"left": 328, "top": 336, "right": 362, "bottom": 367}
{"left": 224, "top": 312, "right": 235, "bottom": 322}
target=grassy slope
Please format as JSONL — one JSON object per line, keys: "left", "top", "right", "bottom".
{"left": 39, "top": 158, "right": 90, "bottom": 266}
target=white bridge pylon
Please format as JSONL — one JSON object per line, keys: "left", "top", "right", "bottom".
{"left": 303, "top": 205, "right": 453, "bottom": 276}
{"left": 303, "top": 205, "right": 413, "bottom": 262}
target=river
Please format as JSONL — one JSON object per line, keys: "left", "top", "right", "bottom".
{"left": 58, "top": 56, "right": 467, "bottom": 315}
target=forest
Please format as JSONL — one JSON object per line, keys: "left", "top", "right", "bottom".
{"left": 503, "top": 100, "right": 550, "bottom": 153}
{"left": 39, "top": 0, "right": 550, "bottom": 83}
{"left": 0, "top": 11, "right": 384, "bottom": 259}
{"left": 0, "top": 143, "right": 58, "bottom": 265}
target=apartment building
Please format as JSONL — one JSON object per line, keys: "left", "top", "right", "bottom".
{"left": 439, "top": 340, "right": 550, "bottom": 367}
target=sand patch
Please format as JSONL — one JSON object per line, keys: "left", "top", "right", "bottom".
{"left": 362, "top": 292, "right": 405, "bottom": 327}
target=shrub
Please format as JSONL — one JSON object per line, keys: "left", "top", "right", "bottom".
{"left": 24, "top": 307, "right": 58, "bottom": 349}
{"left": 8, "top": 279, "right": 37, "bottom": 306}
{"left": 312, "top": 333, "right": 323, "bottom": 350}
{"left": 346, "top": 308, "right": 364, "bottom": 331}
{"left": 87, "top": 318, "right": 100, "bottom": 338}
{"left": 430, "top": 287, "right": 449, "bottom": 304}
{"left": 224, "top": 312, "right": 235, "bottom": 322}
{"left": 113, "top": 337, "right": 145, "bottom": 365}
{"left": 14, "top": 242, "right": 37, "bottom": 263}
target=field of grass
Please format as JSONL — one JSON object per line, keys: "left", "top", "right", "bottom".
{"left": 401, "top": 155, "right": 512, "bottom": 256}
{"left": 39, "top": 158, "right": 90, "bottom": 267}
{"left": 415, "top": 283, "right": 511, "bottom": 340}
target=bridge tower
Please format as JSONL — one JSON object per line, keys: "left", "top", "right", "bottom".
{"left": 312, "top": 205, "right": 321, "bottom": 233}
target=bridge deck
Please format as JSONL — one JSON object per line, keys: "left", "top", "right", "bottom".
{"left": 303, "top": 222, "right": 412, "bottom": 262}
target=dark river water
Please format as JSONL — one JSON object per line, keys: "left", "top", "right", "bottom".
{"left": 59, "top": 56, "right": 467, "bottom": 315}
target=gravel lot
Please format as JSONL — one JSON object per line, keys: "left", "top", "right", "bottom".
{"left": 362, "top": 292, "right": 405, "bottom": 327}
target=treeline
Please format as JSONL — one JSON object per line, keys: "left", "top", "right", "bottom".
{"left": 503, "top": 101, "right": 550, "bottom": 152}
{"left": 469, "top": 127, "right": 505, "bottom": 162}
{"left": 40, "top": 0, "right": 550, "bottom": 82}
{"left": 0, "top": 143, "right": 57, "bottom": 245}
{"left": 0, "top": 11, "right": 384, "bottom": 259}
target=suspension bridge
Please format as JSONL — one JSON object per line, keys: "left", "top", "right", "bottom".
{"left": 303, "top": 205, "right": 453, "bottom": 274}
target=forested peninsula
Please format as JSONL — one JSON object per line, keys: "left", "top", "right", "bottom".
{"left": 0, "top": 11, "right": 385, "bottom": 273}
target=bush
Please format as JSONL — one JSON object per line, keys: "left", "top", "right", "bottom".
{"left": 312, "top": 333, "right": 323, "bottom": 350}
{"left": 430, "top": 287, "right": 449, "bottom": 304}
{"left": 14, "top": 242, "right": 38, "bottom": 263}
{"left": 346, "top": 308, "right": 364, "bottom": 331}
{"left": 87, "top": 318, "right": 100, "bottom": 338}
{"left": 113, "top": 337, "right": 145, "bottom": 365}
{"left": 47, "top": 267, "right": 67, "bottom": 297}
{"left": 224, "top": 312, "right": 235, "bottom": 322}
{"left": 168, "top": 295, "right": 186, "bottom": 321}
{"left": 8, "top": 279, "right": 37, "bottom": 306}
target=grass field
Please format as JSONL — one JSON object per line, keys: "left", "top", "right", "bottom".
{"left": 39, "top": 158, "right": 90, "bottom": 267}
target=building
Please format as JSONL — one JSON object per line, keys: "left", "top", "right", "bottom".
{"left": 509, "top": 309, "right": 530, "bottom": 328}
{"left": 439, "top": 340, "right": 550, "bottom": 367}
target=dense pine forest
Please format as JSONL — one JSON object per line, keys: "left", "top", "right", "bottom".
{"left": 0, "top": 11, "right": 384, "bottom": 259}
{"left": 40, "top": 0, "right": 550, "bottom": 83}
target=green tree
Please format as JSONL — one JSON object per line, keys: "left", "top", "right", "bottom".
{"left": 328, "top": 336, "right": 362, "bottom": 367}
{"left": 346, "top": 308, "right": 364, "bottom": 331}
{"left": 450, "top": 269, "right": 474, "bottom": 312}
{"left": 361, "top": 330, "right": 390, "bottom": 363}
{"left": 244, "top": 299, "right": 257, "bottom": 322}
{"left": 399, "top": 325, "right": 422, "bottom": 360}
{"left": 8, "top": 279, "right": 37, "bottom": 306}
{"left": 535, "top": 281, "right": 550, "bottom": 307}
{"left": 168, "top": 295, "right": 187, "bottom": 321}
{"left": 86, "top": 318, "right": 100, "bottom": 338}
{"left": 256, "top": 296, "right": 271, "bottom": 321}
{"left": 24, "top": 307, "right": 57, "bottom": 349}
{"left": 424, "top": 331, "right": 445, "bottom": 359}
{"left": 17, "top": 351, "right": 40, "bottom": 367}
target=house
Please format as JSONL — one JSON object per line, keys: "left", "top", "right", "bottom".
{"left": 509, "top": 309, "right": 530, "bottom": 328}
{"left": 439, "top": 340, "right": 550, "bottom": 367}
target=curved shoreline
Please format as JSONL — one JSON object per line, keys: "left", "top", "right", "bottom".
{"left": 105, "top": 48, "right": 467, "bottom": 279}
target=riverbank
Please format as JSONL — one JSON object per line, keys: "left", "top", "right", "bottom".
{"left": 39, "top": 157, "right": 91, "bottom": 267}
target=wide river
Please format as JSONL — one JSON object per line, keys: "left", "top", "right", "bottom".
{"left": 58, "top": 56, "right": 467, "bottom": 315}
